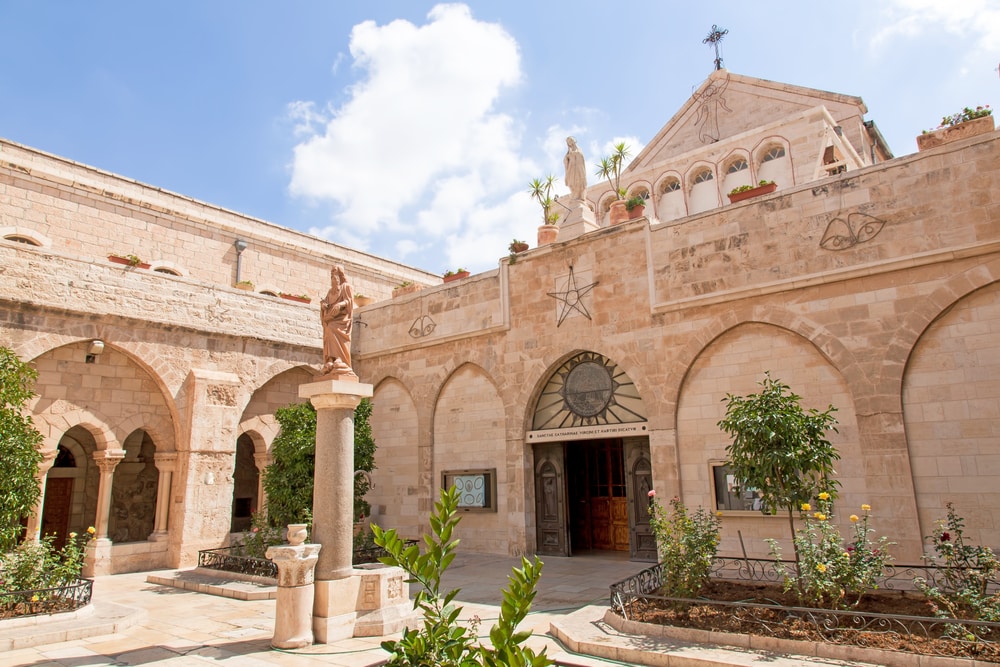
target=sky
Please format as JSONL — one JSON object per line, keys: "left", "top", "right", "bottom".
{"left": 1, "top": 1, "right": 997, "bottom": 275}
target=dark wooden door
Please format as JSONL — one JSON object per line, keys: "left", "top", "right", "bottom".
{"left": 567, "top": 440, "right": 629, "bottom": 552}
{"left": 534, "top": 443, "right": 568, "bottom": 556}
{"left": 41, "top": 477, "right": 73, "bottom": 549}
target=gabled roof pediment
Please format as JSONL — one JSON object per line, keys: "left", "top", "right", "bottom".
{"left": 628, "top": 70, "right": 869, "bottom": 171}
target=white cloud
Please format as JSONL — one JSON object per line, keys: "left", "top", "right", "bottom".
{"left": 870, "top": 0, "right": 1000, "bottom": 53}
{"left": 288, "top": 3, "right": 534, "bottom": 271}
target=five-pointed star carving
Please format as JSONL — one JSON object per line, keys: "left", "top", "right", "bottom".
{"left": 547, "top": 266, "right": 598, "bottom": 327}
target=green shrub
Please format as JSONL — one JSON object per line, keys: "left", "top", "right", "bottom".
{"left": 373, "top": 485, "right": 552, "bottom": 666}
{"left": 647, "top": 492, "right": 721, "bottom": 600}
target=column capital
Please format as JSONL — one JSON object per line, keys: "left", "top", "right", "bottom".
{"left": 266, "top": 544, "right": 322, "bottom": 587}
{"left": 93, "top": 449, "right": 126, "bottom": 472}
{"left": 153, "top": 451, "right": 179, "bottom": 470}
{"left": 299, "top": 380, "right": 373, "bottom": 411}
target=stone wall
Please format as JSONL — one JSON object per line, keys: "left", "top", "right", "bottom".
{"left": 359, "top": 130, "right": 1000, "bottom": 561}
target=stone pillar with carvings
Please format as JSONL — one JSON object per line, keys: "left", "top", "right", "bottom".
{"left": 266, "top": 541, "right": 322, "bottom": 649}
{"left": 149, "top": 452, "right": 177, "bottom": 541}
{"left": 23, "top": 449, "right": 57, "bottom": 542}
{"left": 169, "top": 369, "right": 243, "bottom": 568}
{"left": 84, "top": 448, "right": 125, "bottom": 576}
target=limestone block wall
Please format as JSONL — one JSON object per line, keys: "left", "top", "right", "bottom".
{"left": 0, "top": 138, "right": 437, "bottom": 303}
{"left": 357, "top": 131, "right": 1000, "bottom": 562}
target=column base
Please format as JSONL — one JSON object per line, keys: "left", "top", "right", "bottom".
{"left": 313, "top": 565, "right": 416, "bottom": 642}
{"left": 83, "top": 538, "right": 113, "bottom": 577}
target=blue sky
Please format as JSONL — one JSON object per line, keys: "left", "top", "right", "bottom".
{"left": 1, "top": 1, "right": 996, "bottom": 275}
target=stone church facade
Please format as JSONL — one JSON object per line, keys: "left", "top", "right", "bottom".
{"left": 1, "top": 70, "right": 997, "bottom": 572}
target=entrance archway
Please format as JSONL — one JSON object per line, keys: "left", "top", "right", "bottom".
{"left": 529, "top": 352, "right": 655, "bottom": 561}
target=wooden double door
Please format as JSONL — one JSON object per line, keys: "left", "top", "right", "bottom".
{"left": 534, "top": 437, "right": 655, "bottom": 560}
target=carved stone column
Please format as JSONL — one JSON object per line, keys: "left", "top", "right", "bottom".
{"left": 23, "top": 449, "right": 57, "bottom": 542}
{"left": 253, "top": 451, "right": 270, "bottom": 516}
{"left": 266, "top": 542, "right": 322, "bottom": 649}
{"left": 84, "top": 448, "right": 125, "bottom": 576}
{"left": 149, "top": 452, "right": 177, "bottom": 541}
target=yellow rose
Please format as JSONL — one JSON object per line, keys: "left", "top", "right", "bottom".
{"left": 69, "top": 532, "right": 77, "bottom": 539}
{"left": 813, "top": 512, "right": 827, "bottom": 521}
{"left": 31, "top": 594, "right": 39, "bottom": 602}
{"left": 818, "top": 492, "right": 830, "bottom": 501}
{"left": 716, "top": 511, "right": 723, "bottom": 517}
{"left": 842, "top": 552, "right": 851, "bottom": 559}
{"left": 816, "top": 563, "right": 827, "bottom": 573}
{"left": 801, "top": 503, "right": 812, "bottom": 512}
{"left": 861, "top": 504, "right": 871, "bottom": 512}
{"left": 850, "top": 515, "right": 859, "bottom": 523}
{"left": 87, "top": 526, "right": 96, "bottom": 534}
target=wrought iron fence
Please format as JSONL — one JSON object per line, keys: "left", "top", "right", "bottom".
{"left": 197, "top": 540, "right": 417, "bottom": 578}
{"left": 609, "top": 557, "right": 1000, "bottom": 660}
{"left": 0, "top": 578, "right": 93, "bottom": 619}
{"left": 198, "top": 547, "right": 278, "bottom": 579}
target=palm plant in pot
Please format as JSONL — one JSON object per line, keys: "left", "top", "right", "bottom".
{"left": 594, "top": 142, "right": 632, "bottom": 225}
{"left": 529, "top": 175, "right": 560, "bottom": 245}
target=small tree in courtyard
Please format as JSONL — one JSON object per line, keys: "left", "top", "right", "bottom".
{"left": 717, "top": 372, "right": 840, "bottom": 569}
{"left": 261, "top": 399, "right": 376, "bottom": 530}
{"left": 0, "top": 347, "right": 45, "bottom": 553}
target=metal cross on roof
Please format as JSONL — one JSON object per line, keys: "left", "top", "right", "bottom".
{"left": 703, "top": 24, "right": 729, "bottom": 71}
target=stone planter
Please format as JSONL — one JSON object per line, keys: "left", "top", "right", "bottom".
{"left": 354, "top": 295, "right": 374, "bottom": 307}
{"left": 286, "top": 523, "right": 308, "bottom": 546}
{"left": 392, "top": 283, "right": 421, "bottom": 298}
{"left": 728, "top": 182, "right": 777, "bottom": 204}
{"left": 537, "top": 224, "right": 558, "bottom": 246}
{"left": 627, "top": 204, "right": 646, "bottom": 220}
{"left": 608, "top": 200, "right": 629, "bottom": 225}
{"left": 917, "top": 115, "right": 995, "bottom": 151}
{"left": 279, "top": 293, "right": 311, "bottom": 304}
{"left": 234, "top": 282, "right": 254, "bottom": 291}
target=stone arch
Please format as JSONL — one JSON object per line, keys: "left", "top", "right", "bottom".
{"left": 719, "top": 149, "right": 752, "bottom": 197}
{"left": 653, "top": 171, "right": 686, "bottom": 222}
{"left": 753, "top": 136, "right": 793, "bottom": 188}
{"left": 0, "top": 226, "right": 51, "bottom": 248}
{"left": 900, "top": 278, "right": 1000, "bottom": 547}
{"left": 675, "top": 322, "right": 864, "bottom": 558}
{"left": 33, "top": 404, "right": 118, "bottom": 454}
{"left": 877, "top": 260, "right": 1000, "bottom": 401}
{"left": 686, "top": 162, "right": 719, "bottom": 214}
{"left": 368, "top": 377, "right": 422, "bottom": 536}
{"left": 661, "top": 305, "right": 862, "bottom": 428}
{"left": 597, "top": 192, "right": 618, "bottom": 227}
{"left": 148, "top": 260, "right": 186, "bottom": 276}
{"left": 432, "top": 363, "right": 507, "bottom": 552}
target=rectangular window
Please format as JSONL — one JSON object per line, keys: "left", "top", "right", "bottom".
{"left": 441, "top": 468, "right": 497, "bottom": 512}
{"left": 710, "top": 461, "right": 770, "bottom": 513}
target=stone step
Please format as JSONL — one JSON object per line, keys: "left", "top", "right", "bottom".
{"left": 0, "top": 601, "right": 145, "bottom": 651}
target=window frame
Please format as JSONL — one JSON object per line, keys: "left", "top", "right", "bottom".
{"left": 441, "top": 468, "right": 498, "bottom": 513}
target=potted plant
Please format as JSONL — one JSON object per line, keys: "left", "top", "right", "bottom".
{"left": 728, "top": 180, "right": 777, "bottom": 204}
{"left": 625, "top": 195, "right": 646, "bottom": 220}
{"left": 509, "top": 239, "right": 529, "bottom": 254}
{"left": 917, "top": 105, "right": 994, "bottom": 151}
{"left": 354, "top": 293, "right": 375, "bottom": 307}
{"left": 279, "top": 292, "right": 311, "bottom": 304}
{"left": 108, "top": 253, "right": 150, "bottom": 269}
{"left": 234, "top": 280, "right": 254, "bottom": 291}
{"left": 443, "top": 268, "right": 470, "bottom": 283}
{"left": 392, "top": 281, "right": 421, "bottom": 297}
{"left": 595, "top": 142, "right": 632, "bottom": 225}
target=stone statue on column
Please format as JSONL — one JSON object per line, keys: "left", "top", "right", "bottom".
{"left": 319, "top": 265, "right": 358, "bottom": 381}
{"left": 564, "top": 136, "right": 587, "bottom": 201}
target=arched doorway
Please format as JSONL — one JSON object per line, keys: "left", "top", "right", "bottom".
{"left": 108, "top": 430, "right": 159, "bottom": 543}
{"left": 230, "top": 434, "right": 259, "bottom": 533}
{"left": 41, "top": 427, "right": 98, "bottom": 548}
{"left": 529, "top": 351, "right": 656, "bottom": 561}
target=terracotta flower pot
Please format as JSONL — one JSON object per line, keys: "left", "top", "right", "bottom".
{"left": 354, "top": 295, "right": 375, "bottom": 307}
{"left": 537, "top": 224, "right": 558, "bottom": 246}
{"left": 279, "top": 293, "right": 311, "bottom": 304}
{"left": 443, "top": 271, "right": 470, "bottom": 283}
{"left": 510, "top": 242, "right": 529, "bottom": 254}
{"left": 627, "top": 204, "right": 646, "bottom": 220}
{"left": 108, "top": 255, "right": 150, "bottom": 269}
{"left": 393, "top": 283, "right": 421, "bottom": 297}
{"left": 609, "top": 200, "right": 629, "bottom": 225}
{"left": 728, "top": 182, "right": 777, "bottom": 204}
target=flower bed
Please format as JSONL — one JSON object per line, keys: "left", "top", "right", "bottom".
{"left": 197, "top": 540, "right": 417, "bottom": 579}
{"left": 0, "top": 579, "right": 93, "bottom": 620}
{"left": 610, "top": 558, "right": 1000, "bottom": 662}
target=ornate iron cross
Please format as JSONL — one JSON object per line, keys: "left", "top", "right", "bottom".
{"left": 703, "top": 24, "right": 729, "bottom": 71}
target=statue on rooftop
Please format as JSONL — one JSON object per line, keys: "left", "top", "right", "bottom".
{"left": 319, "top": 265, "right": 357, "bottom": 380}
{"left": 564, "top": 136, "right": 587, "bottom": 201}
